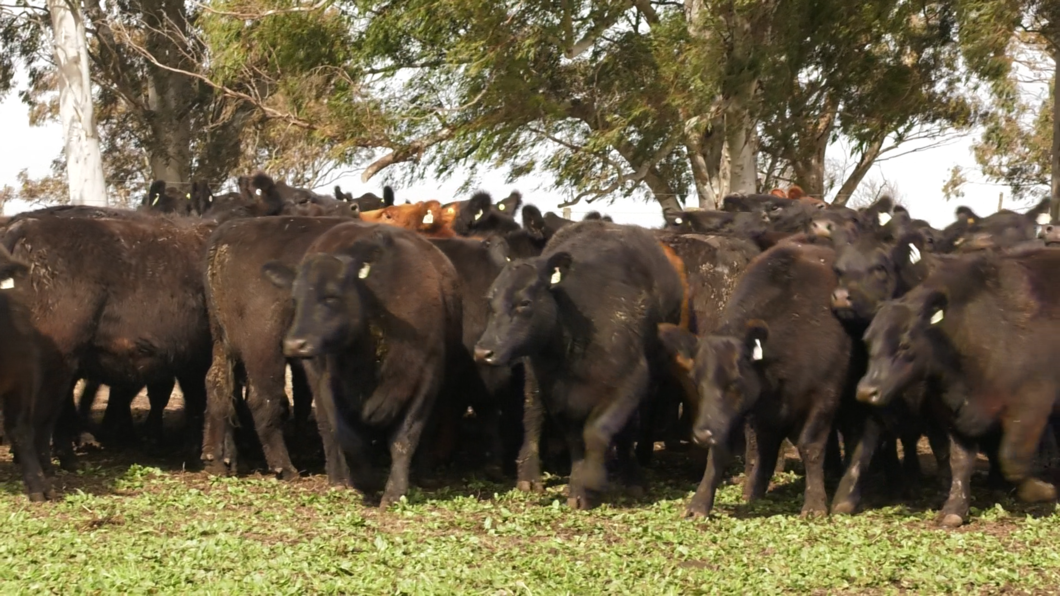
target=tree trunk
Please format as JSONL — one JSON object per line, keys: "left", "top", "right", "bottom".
{"left": 143, "top": 0, "right": 194, "bottom": 185}
{"left": 725, "top": 78, "right": 758, "bottom": 195}
{"left": 832, "top": 134, "right": 886, "bottom": 206}
{"left": 686, "top": 116, "right": 727, "bottom": 209}
{"left": 643, "top": 169, "right": 683, "bottom": 214}
{"left": 790, "top": 102, "right": 836, "bottom": 198}
{"left": 1051, "top": 46, "right": 1059, "bottom": 221}
{"left": 48, "top": 0, "right": 107, "bottom": 206}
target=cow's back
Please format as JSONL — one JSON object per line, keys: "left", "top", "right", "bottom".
{"left": 544, "top": 221, "right": 684, "bottom": 339}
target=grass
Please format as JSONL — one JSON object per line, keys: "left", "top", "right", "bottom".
{"left": 1, "top": 445, "right": 1060, "bottom": 595}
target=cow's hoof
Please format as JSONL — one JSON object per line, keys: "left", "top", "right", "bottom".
{"left": 683, "top": 503, "right": 710, "bottom": 519}
{"left": 1018, "top": 478, "right": 1057, "bottom": 503}
{"left": 516, "top": 480, "right": 543, "bottom": 494}
{"left": 831, "top": 500, "right": 857, "bottom": 516}
{"left": 800, "top": 505, "right": 827, "bottom": 518}
{"left": 937, "top": 513, "right": 965, "bottom": 528}
{"left": 276, "top": 467, "right": 300, "bottom": 481}
{"left": 27, "top": 492, "right": 46, "bottom": 503}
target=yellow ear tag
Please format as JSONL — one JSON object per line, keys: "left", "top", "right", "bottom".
{"left": 550, "top": 268, "right": 561, "bottom": 284}
{"left": 358, "top": 263, "right": 371, "bottom": 279}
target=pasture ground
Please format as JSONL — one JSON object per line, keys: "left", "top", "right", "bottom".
{"left": 1, "top": 387, "right": 1060, "bottom": 594}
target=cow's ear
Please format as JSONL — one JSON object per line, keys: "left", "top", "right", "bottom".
{"left": 344, "top": 232, "right": 391, "bottom": 280}
{"left": 0, "top": 256, "right": 29, "bottom": 289}
{"left": 466, "top": 191, "right": 493, "bottom": 224}
{"left": 744, "top": 319, "right": 769, "bottom": 362}
{"left": 658, "top": 323, "right": 697, "bottom": 372}
{"left": 891, "top": 233, "right": 925, "bottom": 268}
{"left": 383, "top": 185, "right": 395, "bottom": 207}
{"left": 1026, "top": 197, "right": 1051, "bottom": 225}
{"left": 955, "top": 206, "right": 980, "bottom": 226}
{"left": 920, "top": 290, "right": 949, "bottom": 327}
{"left": 522, "top": 205, "right": 547, "bottom": 241}
{"left": 498, "top": 191, "right": 522, "bottom": 214}
{"left": 663, "top": 210, "right": 687, "bottom": 229}
{"left": 543, "top": 252, "right": 572, "bottom": 287}
{"left": 262, "top": 261, "right": 296, "bottom": 289}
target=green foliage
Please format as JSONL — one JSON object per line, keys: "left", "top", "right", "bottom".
{"left": 975, "top": 81, "right": 1053, "bottom": 200}
{"left": 2, "top": 451, "right": 1060, "bottom": 593}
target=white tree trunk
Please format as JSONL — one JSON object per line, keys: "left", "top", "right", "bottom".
{"left": 1050, "top": 45, "right": 1059, "bottom": 221}
{"left": 725, "top": 87, "right": 759, "bottom": 195}
{"left": 48, "top": 0, "right": 107, "bottom": 206}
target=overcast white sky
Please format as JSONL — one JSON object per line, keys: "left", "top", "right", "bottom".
{"left": 0, "top": 83, "right": 1043, "bottom": 230}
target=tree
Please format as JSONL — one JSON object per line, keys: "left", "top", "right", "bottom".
{"left": 46, "top": 0, "right": 106, "bottom": 206}
{"left": 3, "top": 0, "right": 357, "bottom": 204}
{"left": 325, "top": 0, "right": 1008, "bottom": 210}
{"left": 966, "top": 1, "right": 1058, "bottom": 216}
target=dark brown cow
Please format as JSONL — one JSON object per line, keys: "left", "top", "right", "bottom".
{"left": 264, "top": 223, "right": 464, "bottom": 508}
{"left": 141, "top": 181, "right": 193, "bottom": 216}
{"left": 858, "top": 247, "right": 1060, "bottom": 526}
{"left": 659, "top": 241, "right": 856, "bottom": 517}
{"left": 201, "top": 216, "right": 356, "bottom": 481}
{"left": 475, "top": 220, "right": 685, "bottom": 509}
{"left": 0, "top": 246, "right": 62, "bottom": 501}
{"left": 0, "top": 216, "right": 215, "bottom": 465}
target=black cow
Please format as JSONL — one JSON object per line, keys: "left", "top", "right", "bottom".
{"left": 0, "top": 247, "right": 64, "bottom": 501}
{"left": 452, "top": 192, "right": 522, "bottom": 237}
{"left": 648, "top": 232, "right": 760, "bottom": 452}
{"left": 947, "top": 198, "right": 1051, "bottom": 252}
{"left": 201, "top": 216, "right": 355, "bottom": 481}
{"left": 4, "top": 205, "right": 184, "bottom": 445}
{"left": 1, "top": 216, "right": 214, "bottom": 464}
{"left": 428, "top": 236, "right": 522, "bottom": 474}
{"left": 659, "top": 241, "right": 855, "bottom": 517}
{"left": 335, "top": 186, "right": 394, "bottom": 212}
{"left": 474, "top": 220, "right": 685, "bottom": 509}
{"left": 264, "top": 224, "right": 464, "bottom": 508}
{"left": 827, "top": 233, "right": 950, "bottom": 513}
{"left": 141, "top": 181, "right": 192, "bottom": 215}
{"left": 858, "top": 247, "right": 1060, "bottom": 526}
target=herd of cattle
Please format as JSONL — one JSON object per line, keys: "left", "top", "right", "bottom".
{"left": 0, "top": 174, "right": 1058, "bottom": 529}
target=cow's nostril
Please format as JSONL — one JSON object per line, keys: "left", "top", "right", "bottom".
{"left": 473, "top": 347, "right": 495, "bottom": 364}
{"left": 283, "top": 338, "right": 310, "bottom": 356}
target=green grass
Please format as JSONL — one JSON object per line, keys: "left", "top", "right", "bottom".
{"left": 1, "top": 448, "right": 1059, "bottom": 595}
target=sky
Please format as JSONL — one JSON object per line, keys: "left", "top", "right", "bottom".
{"left": 0, "top": 84, "right": 1043, "bottom": 230}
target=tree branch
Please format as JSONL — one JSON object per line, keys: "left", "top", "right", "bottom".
{"left": 360, "top": 128, "right": 454, "bottom": 182}
{"left": 111, "top": 21, "right": 317, "bottom": 130}
{"left": 832, "top": 134, "right": 886, "bottom": 206}
{"left": 564, "top": 2, "right": 645, "bottom": 60}
{"left": 192, "top": 0, "right": 332, "bottom": 21}
{"left": 560, "top": 132, "right": 682, "bottom": 206}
